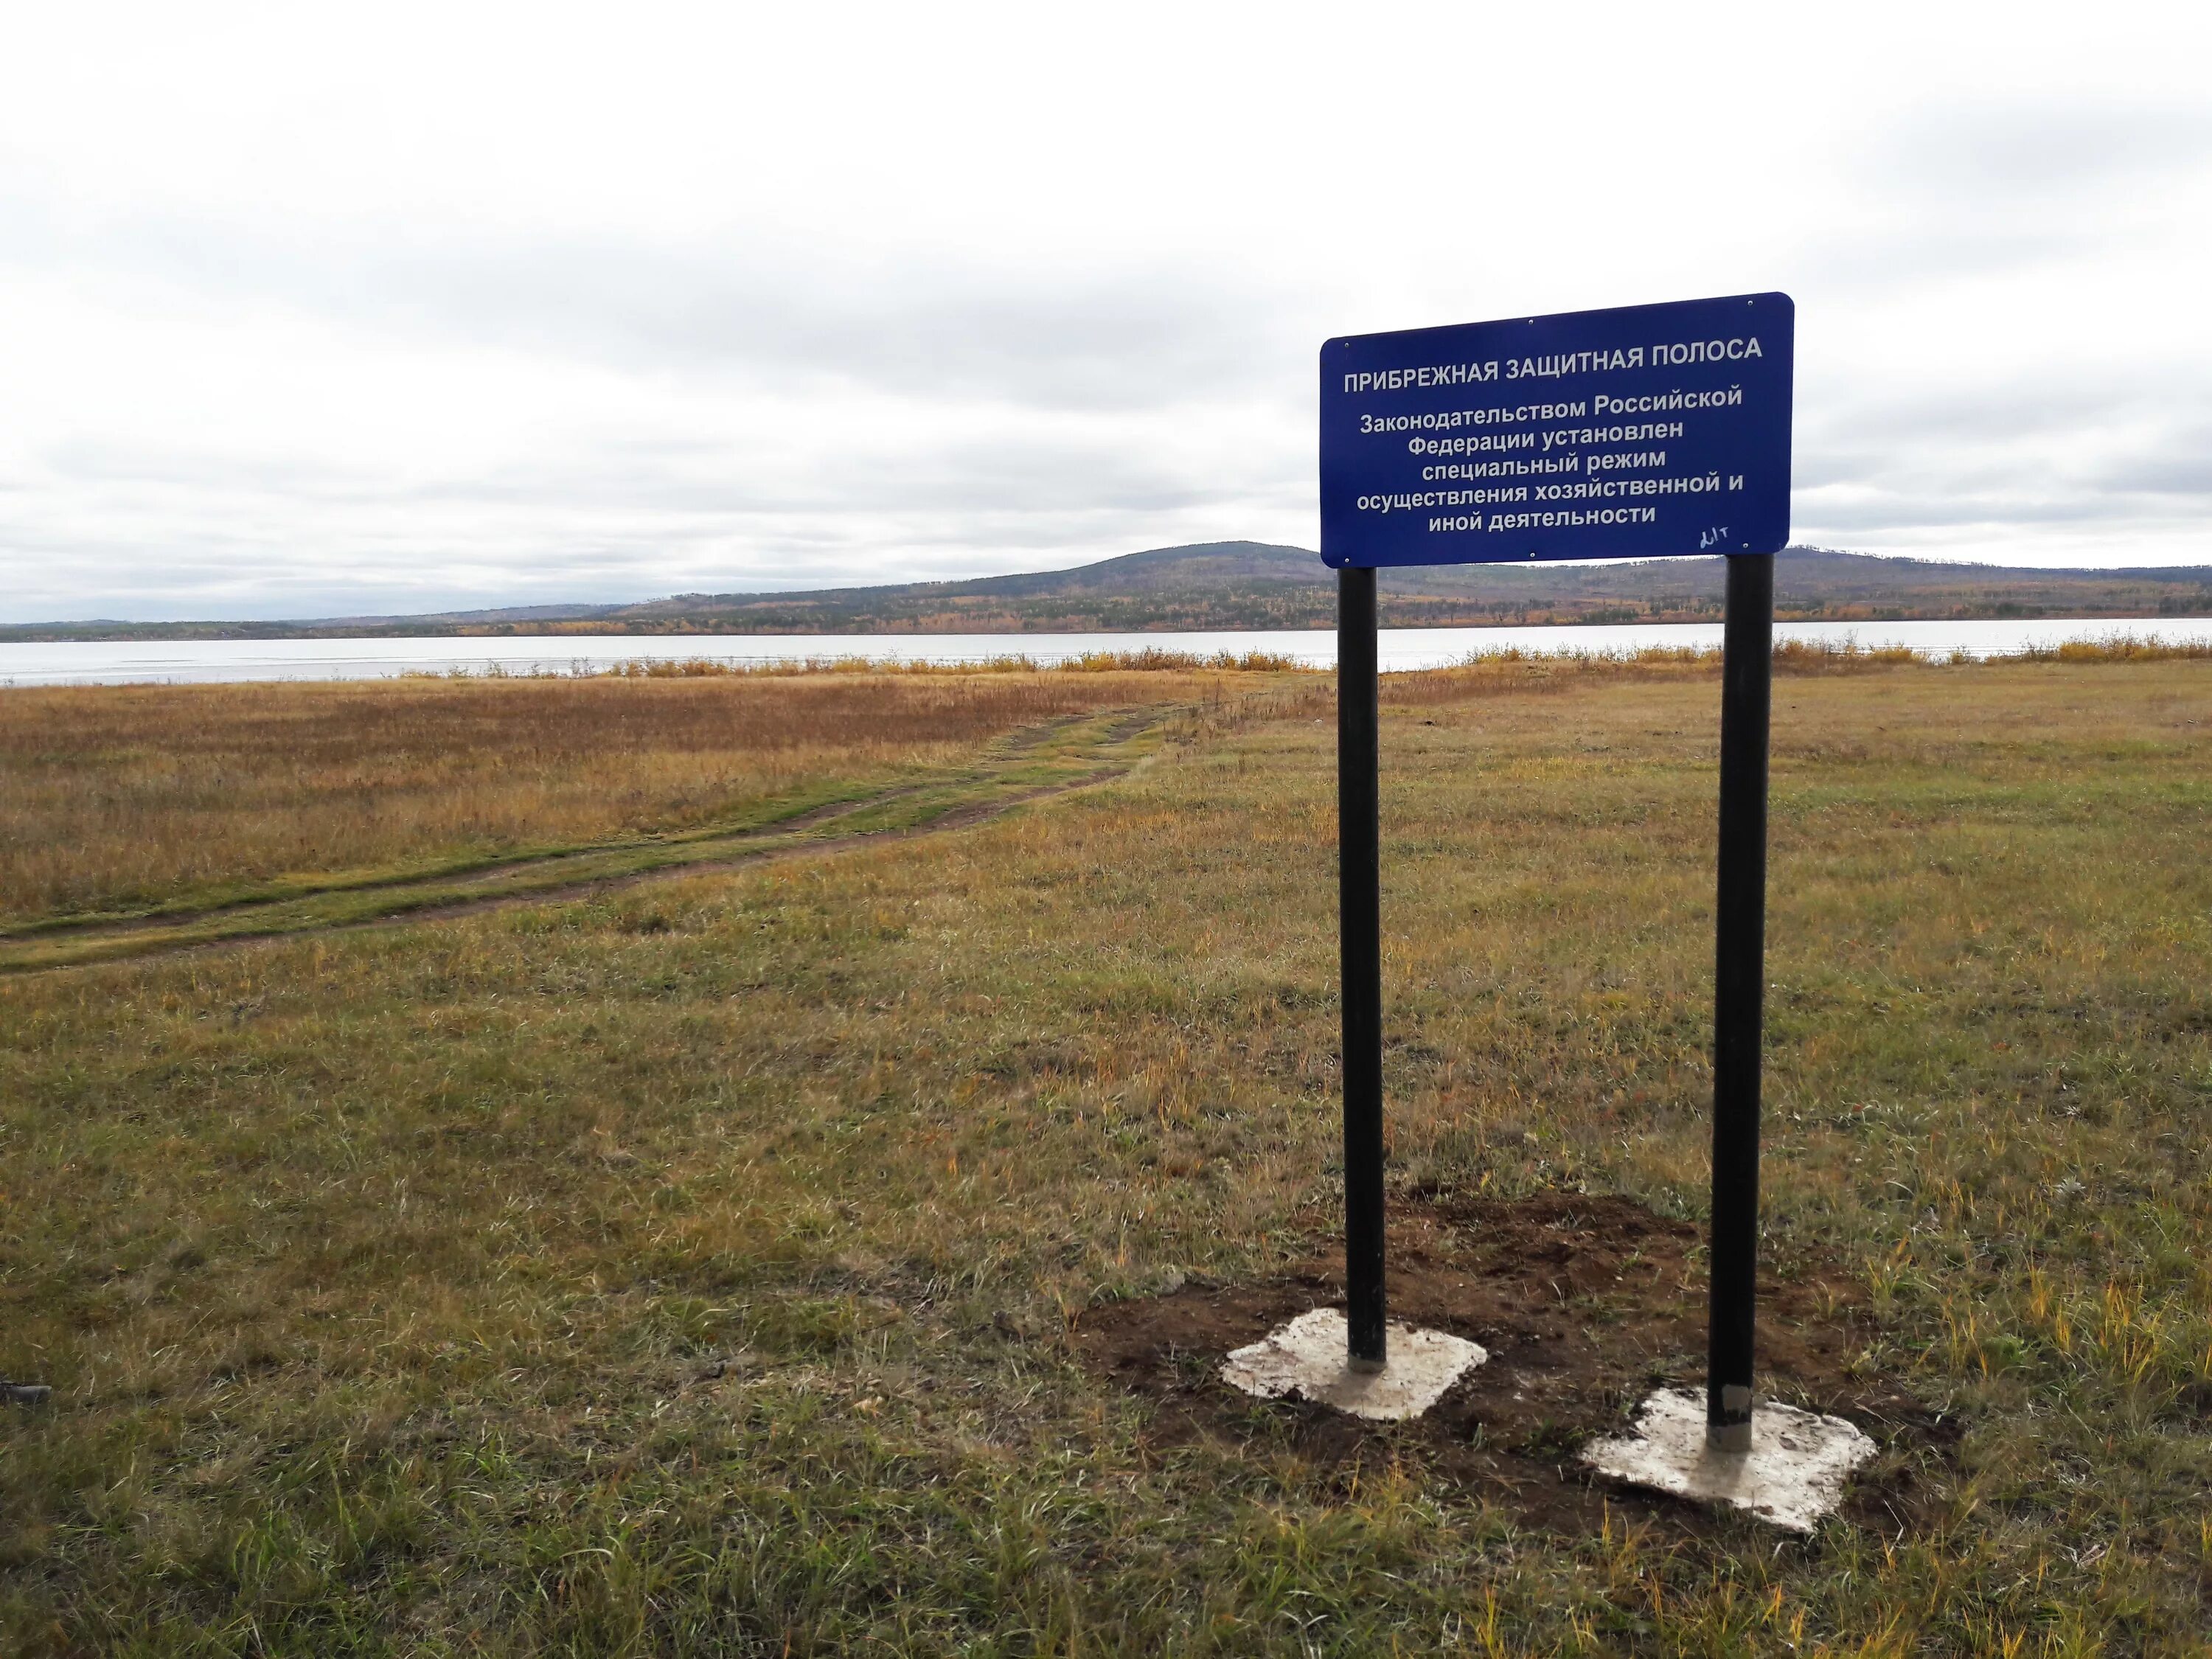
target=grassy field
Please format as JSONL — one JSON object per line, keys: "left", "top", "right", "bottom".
{"left": 3, "top": 655, "right": 2211, "bottom": 1655}
{"left": 0, "top": 661, "right": 1281, "bottom": 930}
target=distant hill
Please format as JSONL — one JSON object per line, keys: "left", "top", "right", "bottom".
{"left": 8, "top": 543, "right": 2212, "bottom": 640}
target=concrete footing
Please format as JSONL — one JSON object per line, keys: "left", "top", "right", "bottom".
{"left": 1220, "top": 1308, "right": 1487, "bottom": 1422}
{"left": 1580, "top": 1387, "right": 1876, "bottom": 1532}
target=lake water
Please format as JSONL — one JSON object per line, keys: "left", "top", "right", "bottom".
{"left": 6, "top": 616, "right": 2212, "bottom": 687}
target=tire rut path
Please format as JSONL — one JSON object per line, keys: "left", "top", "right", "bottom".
{"left": 1, "top": 705, "right": 1178, "bottom": 975}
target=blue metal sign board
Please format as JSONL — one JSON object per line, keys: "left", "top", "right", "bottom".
{"left": 1321, "top": 293, "right": 1792, "bottom": 567}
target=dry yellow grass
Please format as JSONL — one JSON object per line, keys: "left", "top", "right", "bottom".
{"left": 0, "top": 668, "right": 1282, "bottom": 925}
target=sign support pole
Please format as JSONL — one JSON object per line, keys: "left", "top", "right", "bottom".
{"left": 1707, "top": 551, "right": 1774, "bottom": 1451}
{"left": 1297, "top": 297, "right": 1869, "bottom": 1520}
{"left": 1338, "top": 565, "right": 1387, "bottom": 1370}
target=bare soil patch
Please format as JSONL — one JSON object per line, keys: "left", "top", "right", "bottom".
{"left": 1076, "top": 1191, "right": 1952, "bottom": 1536}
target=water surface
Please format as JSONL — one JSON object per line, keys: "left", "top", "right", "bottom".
{"left": 7, "top": 616, "right": 2211, "bottom": 687}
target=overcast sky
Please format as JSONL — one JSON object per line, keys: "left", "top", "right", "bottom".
{"left": 2, "top": 2, "right": 2208, "bottom": 622}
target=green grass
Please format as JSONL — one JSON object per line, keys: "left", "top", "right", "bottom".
{"left": 3, "top": 658, "right": 2211, "bottom": 1655}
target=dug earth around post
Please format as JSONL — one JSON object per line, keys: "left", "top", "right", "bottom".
{"left": 1074, "top": 1190, "right": 1954, "bottom": 1537}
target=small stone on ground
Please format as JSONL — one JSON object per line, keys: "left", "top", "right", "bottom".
{"left": 1220, "top": 1308, "right": 1487, "bottom": 1421}
{"left": 1581, "top": 1387, "right": 1876, "bottom": 1532}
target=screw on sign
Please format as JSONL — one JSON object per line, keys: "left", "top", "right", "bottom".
{"left": 1229, "top": 293, "right": 1868, "bottom": 1526}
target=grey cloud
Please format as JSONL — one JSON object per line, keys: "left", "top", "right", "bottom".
{"left": 403, "top": 421, "right": 1245, "bottom": 518}
{"left": 1869, "top": 102, "right": 2212, "bottom": 195}
{"left": 1799, "top": 493, "right": 2164, "bottom": 532}
{"left": 1797, "top": 380, "right": 2212, "bottom": 477}
{"left": 394, "top": 244, "right": 1286, "bottom": 408}
{"left": 8, "top": 104, "right": 2212, "bottom": 625}
{"left": 1795, "top": 102, "right": 2212, "bottom": 298}
{"left": 43, "top": 437, "right": 369, "bottom": 492}
{"left": 1787, "top": 369, "right": 2212, "bottom": 554}
{"left": 2096, "top": 454, "right": 2212, "bottom": 496}
{"left": 1795, "top": 221, "right": 2081, "bottom": 296}
{"left": 0, "top": 201, "right": 1303, "bottom": 413}
{"left": 0, "top": 414, "right": 1301, "bottom": 619}
{"left": 37, "top": 397, "right": 1255, "bottom": 523}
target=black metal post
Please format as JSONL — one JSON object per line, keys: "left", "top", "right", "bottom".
{"left": 1707, "top": 552, "right": 1774, "bottom": 1450}
{"left": 1339, "top": 566, "right": 1386, "bottom": 1369}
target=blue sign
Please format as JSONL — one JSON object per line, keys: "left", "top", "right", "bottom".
{"left": 1321, "top": 293, "right": 1792, "bottom": 567}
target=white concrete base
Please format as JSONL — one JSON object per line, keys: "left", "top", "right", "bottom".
{"left": 1220, "top": 1308, "right": 1488, "bottom": 1421}
{"left": 1580, "top": 1388, "right": 1877, "bottom": 1533}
